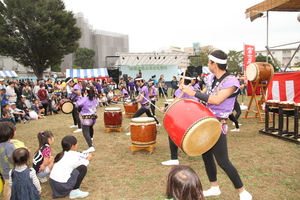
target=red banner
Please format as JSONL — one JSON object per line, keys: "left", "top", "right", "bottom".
{"left": 267, "top": 72, "right": 300, "bottom": 103}
{"left": 244, "top": 44, "right": 258, "bottom": 95}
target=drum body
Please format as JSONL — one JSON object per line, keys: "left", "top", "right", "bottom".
{"left": 130, "top": 117, "right": 157, "bottom": 145}
{"left": 60, "top": 99, "right": 74, "bottom": 114}
{"left": 124, "top": 102, "right": 138, "bottom": 115}
{"left": 246, "top": 62, "right": 274, "bottom": 82}
{"left": 266, "top": 100, "right": 280, "bottom": 109}
{"left": 163, "top": 98, "right": 221, "bottom": 156}
{"left": 279, "top": 101, "right": 295, "bottom": 111}
{"left": 104, "top": 107, "right": 122, "bottom": 128}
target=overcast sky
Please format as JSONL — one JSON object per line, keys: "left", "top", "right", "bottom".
{"left": 63, "top": 0, "right": 300, "bottom": 53}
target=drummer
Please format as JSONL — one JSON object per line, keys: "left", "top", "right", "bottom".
{"left": 180, "top": 50, "right": 252, "bottom": 200}
{"left": 65, "top": 77, "right": 82, "bottom": 133}
{"left": 147, "top": 78, "right": 158, "bottom": 117}
{"left": 131, "top": 77, "right": 161, "bottom": 126}
{"left": 161, "top": 71, "right": 197, "bottom": 166}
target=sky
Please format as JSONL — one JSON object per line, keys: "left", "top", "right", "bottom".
{"left": 62, "top": 0, "right": 300, "bottom": 53}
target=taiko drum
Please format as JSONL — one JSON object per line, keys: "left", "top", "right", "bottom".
{"left": 124, "top": 102, "right": 138, "bottom": 115}
{"left": 104, "top": 107, "right": 122, "bottom": 128}
{"left": 60, "top": 99, "right": 74, "bottom": 114}
{"left": 130, "top": 117, "right": 157, "bottom": 145}
{"left": 246, "top": 62, "right": 274, "bottom": 82}
{"left": 163, "top": 98, "right": 221, "bottom": 156}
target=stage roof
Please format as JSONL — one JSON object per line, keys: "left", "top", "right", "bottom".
{"left": 246, "top": 0, "right": 300, "bottom": 21}
{"left": 115, "top": 52, "right": 193, "bottom": 66}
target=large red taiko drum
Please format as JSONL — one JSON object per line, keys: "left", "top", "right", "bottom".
{"left": 124, "top": 101, "right": 138, "bottom": 116}
{"left": 104, "top": 107, "right": 122, "bottom": 128}
{"left": 130, "top": 117, "right": 157, "bottom": 145}
{"left": 163, "top": 98, "right": 221, "bottom": 156}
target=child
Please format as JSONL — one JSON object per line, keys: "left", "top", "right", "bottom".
{"left": 1, "top": 110, "right": 12, "bottom": 123}
{"left": 9, "top": 148, "right": 41, "bottom": 200}
{"left": 31, "top": 99, "right": 45, "bottom": 119}
{"left": 165, "top": 165, "right": 204, "bottom": 200}
{"left": 49, "top": 135, "right": 92, "bottom": 199}
{"left": 107, "top": 89, "right": 114, "bottom": 104}
{"left": 163, "top": 84, "right": 169, "bottom": 98}
{"left": 100, "top": 94, "right": 109, "bottom": 106}
{"left": 2, "top": 104, "right": 16, "bottom": 125}
{"left": 119, "top": 84, "right": 129, "bottom": 101}
{"left": 32, "top": 131, "right": 54, "bottom": 183}
{"left": 0, "top": 121, "right": 15, "bottom": 200}
{"left": 10, "top": 103, "right": 28, "bottom": 124}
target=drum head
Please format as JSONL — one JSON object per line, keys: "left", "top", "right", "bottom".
{"left": 105, "top": 107, "right": 121, "bottom": 112}
{"left": 61, "top": 101, "right": 74, "bottom": 114}
{"left": 182, "top": 116, "right": 221, "bottom": 156}
{"left": 131, "top": 117, "right": 155, "bottom": 123}
{"left": 246, "top": 63, "right": 258, "bottom": 81}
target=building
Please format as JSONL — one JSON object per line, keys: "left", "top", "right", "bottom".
{"left": 256, "top": 48, "right": 300, "bottom": 68}
{"left": 60, "top": 12, "right": 129, "bottom": 72}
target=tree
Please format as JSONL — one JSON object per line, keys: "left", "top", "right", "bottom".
{"left": 256, "top": 54, "right": 279, "bottom": 71}
{"left": 73, "top": 47, "right": 95, "bottom": 69}
{"left": 0, "top": 0, "right": 82, "bottom": 79}
{"left": 227, "top": 50, "right": 243, "bottom": 72}
{"left": 189, "top": 46, "right": 215, "bottom": 67}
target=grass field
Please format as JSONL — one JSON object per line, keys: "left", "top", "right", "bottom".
{"left": 1, "top": 93, "right": 300, "bottom": 200}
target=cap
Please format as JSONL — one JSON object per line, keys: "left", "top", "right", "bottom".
{"left": 0, "top": 78, "right": 4, "bottom": 81}
{"left": 10, "top": 102, "right": 16, "bottom": 105}
{"left": 21, "top": 95, "right": 26, "bottom": 98}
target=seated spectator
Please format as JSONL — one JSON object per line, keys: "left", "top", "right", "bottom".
{"left": 107, "top": 89, "right": 114, "bottom": 104}
{"left": 17, "top": 95, "right": 30, "bottom": 118}
{"left": 31, "top": 99, "right": 45, "bottom": 119}
{"left": 1, "top": 110, "right": 12, "bottom": 123}
{"left": 10, "top": 103, "right": 29, "bottom": 123}
{"left": 2, "top": 104, "right": 16, "bottom": 125}
{"left": 50, "top": 94, "right": 60, "bottom": 114}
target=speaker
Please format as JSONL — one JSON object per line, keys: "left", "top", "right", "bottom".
{"left": 123, "top": 74, "right": 128, "bottom": 82}
{"left": 196, "top": 66, "right": 202, "bottom": 75}
{"left": 187, "top": 66, "right": 196, "bottom": 76}
{"left": 119, "top": 71, "right": 122, "bottom": 76}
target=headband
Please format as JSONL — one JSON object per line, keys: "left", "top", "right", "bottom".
{"left": 66, "top": 78, "right": 72, "bottom": 84}
{"left": 208, "top": 55, "right": 227, "bottom": 64}
{"left": 86, "top": 87, "right": 90, "bottom": 90}
{"left": 178, "top": 75, "right": 192, "bottom": 80}
{"left": 135, "top": 77, "right": 143, "bottom": 81}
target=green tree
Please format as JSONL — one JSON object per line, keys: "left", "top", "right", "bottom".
{"left": 51, "top": 65, "right": 61, "bottom": 72}
{"left": 73, "top": 47, "right": 95, "bottom": 69}
{"left": 0, "top": 0, "right": 81, "bottom": 79}
{"left": 256, "top": 54, "right": 279, "bottom": 71}
{"left": 189, "top": 46, "right": 215, "bottom": 67}
{"left": 227, "top": 50, "right": 243, "bottom": 72}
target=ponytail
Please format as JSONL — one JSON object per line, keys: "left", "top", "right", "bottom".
{"left": 54, "top": 135, "right": 77, "bottom": 163}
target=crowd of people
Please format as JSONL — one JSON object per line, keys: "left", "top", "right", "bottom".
{"left": 0, "top": 50, "right": 252, "bottom": 200}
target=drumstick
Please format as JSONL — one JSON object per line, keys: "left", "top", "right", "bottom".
{"left": 177, "top": 67, "right": 188, "bottom": 100}
{"left": 159, "top": 82, "right": 167, "bottom": 101}
{"left": 140, "top": 93, "right": 161, "bottom": 111}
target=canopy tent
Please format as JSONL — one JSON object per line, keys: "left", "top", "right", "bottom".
{"left": 246, "top": 0, "right": 300, "bottom": 21}
{"left": 66, "top": 68, "right": 109, "bottom": 78}
{"left": 0, "top": 71, "right": 18, "bottom": 78}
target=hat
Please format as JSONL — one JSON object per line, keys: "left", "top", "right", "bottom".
{"left": 21, "top": 95, "right": 26, "bottom": 98}
{"left": 0, "top": 78, "right": 4, "bottom": 81}
{"left": 10, "top": 102, "right": 16, "bottom": 106}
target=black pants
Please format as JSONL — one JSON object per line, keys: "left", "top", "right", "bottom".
{"left": 229, "top": 100, "right": 242, "bottom": 129}
{"left": 72, "top": 107, "right": 81, "bottom": 128}
{"left": 133, "top": 107, "right": 159, "bottom": 124}
{"left": 82, "top": 124, "right": 94, "bottom": 148}
{"left": 73, "top": 165, "right": 87, "bottom": 190}
{"left": 150, "top": 100, "right": 156, "bottom": 116}
{"left": 202, "top": 134, "right": 243, "bottom": 189}
{"left": 168, "top": 137, "right": 178, "bottom": 160}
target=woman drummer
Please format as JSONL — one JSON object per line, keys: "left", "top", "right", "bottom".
{"left": 147, "top": 78, "right": 158, "bottom": 117}
{"left": 161, "top": 71, "right": 197, "bottom": 166}
{"left": 131, "top": 77, "right": 160, "bottom": 126}
{"left": 180, "top": 50, "right": 252, "bottom": 200}
{"left": 76, "top": 85, "right": 99, "bottom": 153}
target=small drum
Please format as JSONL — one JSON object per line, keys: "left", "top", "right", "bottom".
{"left": 60, "top": 99, "right": 74, "bottom": 114}
{"left": 130, "top": 117, "right": 157, "bottom": 145}
{"left": 266, "top": 100, "right": 280, "bottom": 109}
{"left": 164, "top": 98, "right": 221, "bottom": 156}
{"left": 279, "top": 101, "right": 295, "bottom": 111}
{"left": 124, "top": 101, "right": 138, "bottom": 115}
{"left": 104, "top": 107, "right": 122, "bottom": 128}
{"left": 246, "top": 62, "right": 274, "bottom": 82}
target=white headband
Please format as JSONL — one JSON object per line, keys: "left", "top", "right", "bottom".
{"left": 208, "top": 55, "right": 227, "bottom": 64}
{"left": 178, "top": 75, "right": 192, "bottom": 80}
{"left": 86, "top": 87, "right": 90, "bottom": 90}
{"left": 66, "top": 79, "right": 72, "bottom": 84}
{"left": 135, "top": 77, "right": 143, "bottom": 81}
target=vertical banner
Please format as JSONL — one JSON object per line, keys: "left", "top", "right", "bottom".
{"left": 244, "top": 44, "right": 259, "bottom": 95}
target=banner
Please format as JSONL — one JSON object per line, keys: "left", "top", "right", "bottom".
{"left": 266, "top": 72, "right": 300, "bottom": 103}
{"left": 244, "top": 44, "right": 259, "bottom": 95}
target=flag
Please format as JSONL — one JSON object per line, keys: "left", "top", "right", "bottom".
{"left": 267, "top": 72, "right": 300, "bottom": 103}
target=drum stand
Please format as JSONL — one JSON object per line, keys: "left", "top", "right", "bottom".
{"left": 130, "top": 143, "right": 157, "bottom": 154}
{"left": 244, "top": 81, "right": 270, "bottom": 122}
{"left": 104, "top": 126, "right": 123, "bottom": 132}
{"left": 123, "top": 113, "right": 134, "bottom": 118}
